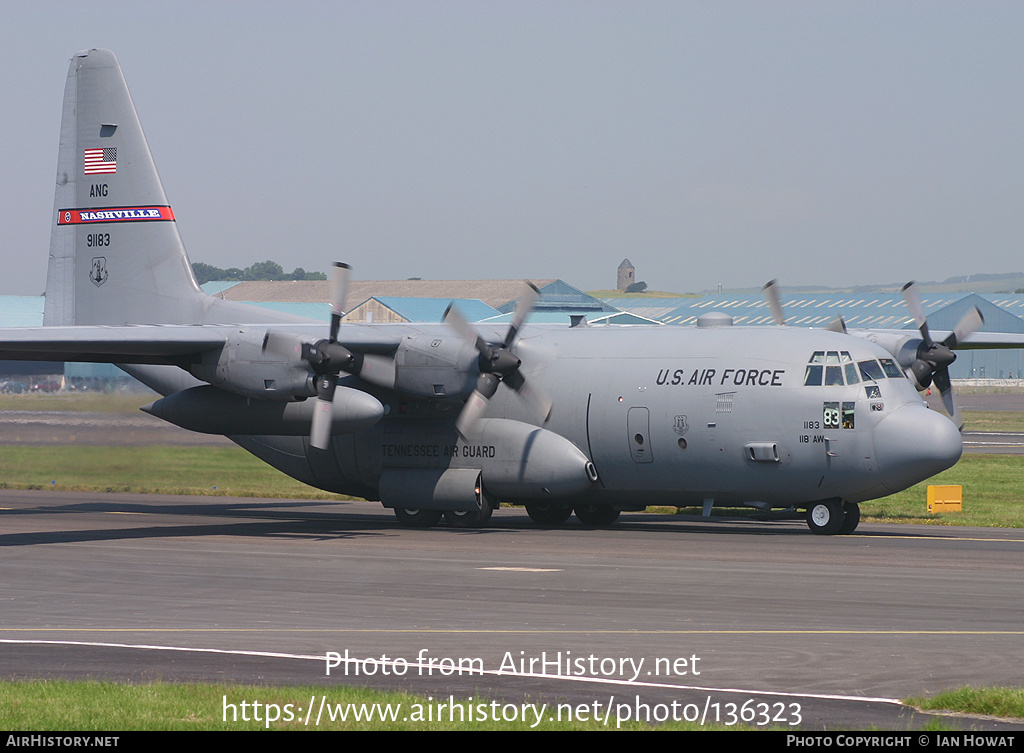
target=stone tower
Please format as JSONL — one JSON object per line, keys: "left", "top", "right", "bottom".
{"left": 617, "top": 258, "right": 635, "bottom": 291}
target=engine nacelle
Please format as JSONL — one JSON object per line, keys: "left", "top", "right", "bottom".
{"left": 388, "top": 334, "right": 478, "bottom": 398}
{"left": 188, "top": 329, "right": 317, "bottom": 400}
{"left": 143, "top": 384, "right": 384, "bottom": 435}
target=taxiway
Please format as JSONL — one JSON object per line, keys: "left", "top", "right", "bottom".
{"left": 2, "top": 490, "right": 1023, "bottom": 730}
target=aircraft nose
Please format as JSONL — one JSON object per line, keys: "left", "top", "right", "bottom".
{"left": 874, "top": 404, "right": 962, "bottom": 493}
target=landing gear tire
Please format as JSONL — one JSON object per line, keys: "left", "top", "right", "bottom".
{"left": 525, "top": 502, "right": 573, "bottom": 526}
{"left": 443, "top": 505, "right": 493, "bottom": 529}
{"left": 393, "top": 508, "right": 443, "bottom": 528}
{"left": 839, "top": 502, "right": 860, "bottom": 535}
{"left": 574, "top": 504, "right": 620, "bottom": 527}
{"left": 806, "top": 499, "right": 845, "bottom": 536}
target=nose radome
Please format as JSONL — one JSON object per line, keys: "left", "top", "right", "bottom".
{"left": 874, "top": 404, "right": 962, "bottom": 494}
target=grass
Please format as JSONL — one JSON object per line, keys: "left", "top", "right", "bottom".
{"left": 860, "top": 454, "right": 1024, "bottom": 528}
{"left": 0, "top": 445, "right": 339, "bottom": 498}
{"left": 0, "top": 679, "right": 721, "bottom": 731}
{"left": 960, "top": 410, "right": 1024, "bottom": 432}
{"left": 906, "top": 687, "right": 1024, "bottom": 721}
{"left": 3, "top": 678, "right": 1022, "bottom": 730}
{"left": 0, "top": 392, "right": 156, "bottom": 413}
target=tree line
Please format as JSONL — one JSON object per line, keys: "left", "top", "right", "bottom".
{"left": 191, "top": 261, "right": 327, "bottom": 285}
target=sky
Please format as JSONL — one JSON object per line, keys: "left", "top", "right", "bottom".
{"left": 2, "top": 1, "right": 1022, "bottom": 296}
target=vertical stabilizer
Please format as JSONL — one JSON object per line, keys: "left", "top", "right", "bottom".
{"left": 45, "top": 49, "right": 209, "bottom": 326}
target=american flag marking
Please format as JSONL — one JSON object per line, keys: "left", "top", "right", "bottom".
{"left": 84, "top": 147, "right": 117, "bottom": 174}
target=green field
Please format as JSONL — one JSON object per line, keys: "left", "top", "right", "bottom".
{"left": 0, "top": 679, "right": 729, "bottom": 731}
{"left": 2, "top": 679, "right": 1021, "bottom": 730}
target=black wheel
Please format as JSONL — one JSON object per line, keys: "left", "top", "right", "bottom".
{"left": 573, "top": 504, "right": 620, "bottom": 527}
{"left": 806, "top": 499, "right": 845, "bottom": 535}
{"left": 443, "top": 505, "right": 493, "bottom": 528}
{"left": 839, "top": 502, "right": 860, "bottom": 535}
{"left": 393, "top": 508, "right": 442, "bottom": 528}
{"left": 525, "top": 502, "right": 574, "bottom": 526}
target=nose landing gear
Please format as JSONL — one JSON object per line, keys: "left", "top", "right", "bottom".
{"left": 806, "top": 498, "right": 859, "bottom": 535}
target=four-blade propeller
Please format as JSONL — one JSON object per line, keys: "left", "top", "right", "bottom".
{"left": 443, "top": 282, "right": 552, "bottom": 438}
{"left": 900, "top": 281, "right": 983, "bottom": 430}
{"left": 262, "top": 262, "right": 395, "bottom": 449}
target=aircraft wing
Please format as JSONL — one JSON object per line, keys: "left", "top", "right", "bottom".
{"left": 943, "top": 331, "right": 1024, "bottom": 349}
{"left": 0, "top": 325, "right": 232, "bottom": 365}
{"left": 0, "top": 323, "right": 405, "bottom": 366}
{"left": 854, "top": 328, "right": 1024, "bottom": 350}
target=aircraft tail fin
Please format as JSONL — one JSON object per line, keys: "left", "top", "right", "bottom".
{"left": 45, "top": 49, "right": 213, "bottom": 326}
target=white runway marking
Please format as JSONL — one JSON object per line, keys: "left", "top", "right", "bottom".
{"left": 0, "top": 638, "right": 902, "bottom": 706}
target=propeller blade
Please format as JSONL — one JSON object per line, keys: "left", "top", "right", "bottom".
{"left": 824, "top": 316, "right": 847, "bottom": 334}
{"left": 901, "top": 281, "right": 933, "bottom": 346}
{"left": 932, "top": 367, "right": 962, "bottom": 430}
{"left": 455, "top": 374, "right": 500, "bottom": 438}
{"left": 357, "top": 353, "right": 398, "bottom": 390}
{"left": 945, "top": 306, "right": 984, "bottom": 349}
{"left": 505, "top": 370, "right": 553, "bottom": 423}
{"left": 761, "top": 280, "right": 785, "bottom": 326}
{"left": 310, "top": 398, "right": 333, "bottom": 449}
{"left": 443, "top": 302, "right": 487, "bottom": 352}
{"left": 329, "top": 262, "right": 351, "bottom": 342}
{"left": 505, "top": 282, "right": 540, "bottom": 347}
{"left": 262, "top": 331, "right": 304, "bottom": 362}
{"left": 310, "top": 374, "right": 338, "bottom": 449}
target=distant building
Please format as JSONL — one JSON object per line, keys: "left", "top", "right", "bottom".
{"left": 617, "top": 259, "right": 635, "bottom": 291}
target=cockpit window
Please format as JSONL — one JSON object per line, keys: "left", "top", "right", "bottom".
{"left": 806, "top": 351, "right": 900, "bottom": 387}
{"left": 859, "top": 360, "right": 885, "bottom": 381}
{"left": 880, "top": 358, "right": 903, "bottom": 379}
{"left": 804, "top": 364, "right": 823, "bottom": 386}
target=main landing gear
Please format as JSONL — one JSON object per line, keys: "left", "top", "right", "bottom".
{"left": 392, "top": 508, "right": 442, "bottom": 528}
{"left": 524, "top": 502, "right": 573, "bottom": 526}
{"left": 392, "top": 505, "right": 493, "bottom": 528}
{"left": 805, "top": 499, "right": 860, "bottom": 535}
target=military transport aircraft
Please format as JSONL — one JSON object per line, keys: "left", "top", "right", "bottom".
{"left": 2, "top": 49, "right": 1020, "bottom": 535}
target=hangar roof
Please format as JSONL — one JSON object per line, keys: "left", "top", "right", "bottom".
{"left": 603, "top": 292, "right": 1024, "bottom": 333}
{"left": 210, "top": 279, "right": 557, "bottom": 310}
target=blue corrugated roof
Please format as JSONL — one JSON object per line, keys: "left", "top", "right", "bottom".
{"left": 499, "top": 281, "right": 616, "bottom": 314}
{"left": 603, "top": 292, "right": 1024, "bottom": 331}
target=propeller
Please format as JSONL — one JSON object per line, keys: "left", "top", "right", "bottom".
{"left": 900, "top": 281, "right": 984, "bottom": 430}
{"left": 444, "top": 282, "right": 552, "bottom": 437}
{"left": 762, "top": 279, "right": 785, "bottom": 326}
{"left": 762, "top": 279, "right": 846, "bottom": 332}
{"left": 262, "top": 262, "right": 396, "bottom": 449}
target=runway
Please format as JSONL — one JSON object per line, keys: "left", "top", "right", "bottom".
{"left": 2, "top": 490, "right": 1023, "bottom": 730}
